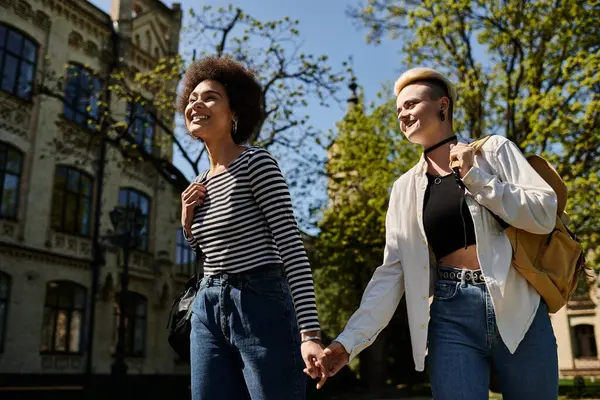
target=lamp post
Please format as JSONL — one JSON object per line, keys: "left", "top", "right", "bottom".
{"left": 107, "top": 205, "right": 146, "bottom": 388}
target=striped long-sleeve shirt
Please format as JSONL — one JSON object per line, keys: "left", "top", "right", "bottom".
{"left": 184, "top": 147, "right": 320, "bottom": 332}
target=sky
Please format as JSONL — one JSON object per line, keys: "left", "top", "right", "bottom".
{"left": 88, "top": 0, "right": 405, "bottom": 226}
{"left": 89, "top": 0, "right": 404, "bottom": 148}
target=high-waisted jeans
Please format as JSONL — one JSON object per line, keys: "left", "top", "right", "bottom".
{"left": 190, "top": 264, "right": 306, "bottom": 400}
{"left": 428, "top": 266, "right": 559, "bottom": 399}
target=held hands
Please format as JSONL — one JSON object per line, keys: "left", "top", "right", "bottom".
{"left": 181, "top": 182, "right": 206, "bottom": 234}
{"left": 449, "top": 143, "right": 475, "bottom": 178}
{"left": 301, "top": 339, "right": 329, "bottom": 389}
{"left": 303, "top": 340, "right": 350, "bottom": 389}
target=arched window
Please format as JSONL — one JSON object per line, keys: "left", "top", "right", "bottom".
{"left": 0, "top": 142, "right": 23, "bottom": 219}
{"left": 51, "top": 166, "right": 93, "bottom": 235}
{"left": 0, "top": 271, "right": 11, "bottom": 352}
{"left": 0, "top": 24, "right": 38, "bottom": 100}
{"left": 118, "top": 188, "right": 150, "bottom": 251}
{"left": 574, "top": 324, "right": 598, "bottom": 359}
{"left": 113, "top": 292, "right": 147, "bottom": 356}
{"left": 40, "top": 281, "right": 87, "bottom": 354}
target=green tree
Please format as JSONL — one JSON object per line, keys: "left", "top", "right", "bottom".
{"left": 349, "top": 0, "right": 600, "bottom": 263}
{"left": 313, "top": 92, "right": 420, "bottom": 384}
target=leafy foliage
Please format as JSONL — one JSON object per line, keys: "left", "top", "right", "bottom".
{"left": 314, "top": 94, "right": 420, "bottom": 337}
{"left": 349, "top": 0, "right": 600, "bottom": 264}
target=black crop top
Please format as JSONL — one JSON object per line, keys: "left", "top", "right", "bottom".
{"left": 423, "top": 173, "right": 476, "bottom": 260}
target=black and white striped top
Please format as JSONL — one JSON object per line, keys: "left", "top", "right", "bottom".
{"left": 184, "top": 147, "right": 320, "bottom": 332}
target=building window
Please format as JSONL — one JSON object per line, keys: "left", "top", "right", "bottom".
{"left": 118, "top": 189, "right": 150, "bottom": 251}
{"left": 40, "top": 281, "right": 86, "bottom": 354}
{"left": 0, "top": 142, "right": 23, "bottom": 220}
{"left": 146, "top": 30, "right": 152, "bottom": 52}
{"left": 0, "top": 24, "right": 38, "bottom": 101}
{"left": 63, "top": 63, "right": 102, "bottom": 130}
{"left": 176, "top": 229, "right": 195, "bottom": 276}
{"left": 127, "top": 103, "right": 155, "bottom": 153}
{"left": 113, "top": 292, "right": 147, "bottom": 357}
{"left": 0, "top": 271, "right": 10, "bottom": 352}
{"left": 51, "top": 166, "right": 93, "bottom": 236}
{"left": 574, "top": 324, "right": 598, "bottom": 359}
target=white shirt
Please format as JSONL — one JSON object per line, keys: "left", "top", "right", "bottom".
{"left": 334, "top": 135, "right": 558, "bottom": 372}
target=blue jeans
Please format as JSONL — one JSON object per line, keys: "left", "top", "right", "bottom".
{"left": 428, "top": 267, "right": 558, "bottom": 400}
{"left": 190, "top": 264, "right": 306, "bottom": 400}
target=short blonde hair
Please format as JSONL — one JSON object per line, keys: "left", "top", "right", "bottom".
{"left": 393, "top": 67, "right": 457, "bottom": 105}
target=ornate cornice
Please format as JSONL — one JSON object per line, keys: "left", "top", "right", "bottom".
{"left": 0, "top": 241, "right": 91, "bottom": 270}
{"left": 0, "top": 0, "right": 52, "bottom": 31}
{"left": 0, "top": 92, "right": 32, "bottom": 140}
{"left": 40, "top": 0, "right": 110, "bottom": 41}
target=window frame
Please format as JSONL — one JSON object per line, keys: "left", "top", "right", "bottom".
{"left": 127, "top": 102, "right": 156, "bottom": 153}
{"left": 118, "top": 188, "right": 151, "bottom": 252}
{"left": 176, "top": 229, "right": 195, "bottom": 277}
{"left": 0, "top": 23, "right": 38, "bottom": 101}
{"left": 0, "top": 141, "right": 23, "bottom": 220}
{"left": 113, "top": 292, "right": 147, "bottom": 357}
{"left": 51, "top": 166, "right": 94, "bottom": 237}
{"left": 62, "top": 63, "right": 103, "bottom": 131}
{"left": 40, "top": 280, "right": 87, "bottom": 355}
{"left": 573, "top": 324, "right": 598, "bottom": 360}
{"left": 0, "top": 271, "right": 11, "bottom": 353}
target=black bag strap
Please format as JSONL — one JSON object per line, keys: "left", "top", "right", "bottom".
{"left": 452, "top": 167, "right": 510, "bottom": 230}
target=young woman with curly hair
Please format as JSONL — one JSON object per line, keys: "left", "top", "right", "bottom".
{"left": 179, "top": 56, "right": 327, "bottom": 400}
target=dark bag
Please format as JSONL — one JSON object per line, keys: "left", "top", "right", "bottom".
{"left": 167, "top": 247, "right": 204, "bottom": 361}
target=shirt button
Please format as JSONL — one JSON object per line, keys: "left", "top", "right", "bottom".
{"left": 420, "top": 186, "right": 426, "bottom": 190}
{"left": 424, "top": 266, "right": 428, "bottom": 270}
{"left": 420, "top": 324, "right": 426, "bottom": 329}
{"left": 222, "top": 273, "right": 228, "bottom": 280}
{"left": 422, "top": 296, "right": 427, "bottom": 300}
{"left": 417, "top": 212, "right": 422, "bottom": 218}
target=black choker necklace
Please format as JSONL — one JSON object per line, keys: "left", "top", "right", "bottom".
{"left": 424, "top": 135, "right": 457, "bottom": 155}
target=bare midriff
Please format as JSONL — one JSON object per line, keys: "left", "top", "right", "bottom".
{"left": 438, "top": 244, "right": 480, "bottom": 270}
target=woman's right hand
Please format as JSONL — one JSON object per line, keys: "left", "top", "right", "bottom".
{"left": 181, "top": 182, "right": 206, "bottom": 235}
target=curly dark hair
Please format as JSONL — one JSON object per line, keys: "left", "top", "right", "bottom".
{"left": 178, "top": 56, "right": 265, "bottom": 144}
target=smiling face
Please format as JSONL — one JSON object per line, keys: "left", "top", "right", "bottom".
{"left": 184, "top": 80, "right": 234, "bottom": 143}
{"left": 395, "top": 83, "right": 449, "bottom": 146}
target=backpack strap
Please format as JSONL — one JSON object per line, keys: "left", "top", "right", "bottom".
{"left": 449, "top": 135, "right": 493, "bottom": 169}
{"left": 469, "top": 135, "right": 493, "bottom": 152}
{"left": 450, "top": 135, "right": 510, "bottom": 230}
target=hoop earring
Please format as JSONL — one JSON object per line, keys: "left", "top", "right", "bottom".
{"left": 440, "top": 110, "right": 445, "bottom": 122}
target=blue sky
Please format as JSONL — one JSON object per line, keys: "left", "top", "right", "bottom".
{"left": 89, "top": 0, "right": 404, "bottom": 226}
{"left": 89, "top": 0, "right": 403, "bottom": 152}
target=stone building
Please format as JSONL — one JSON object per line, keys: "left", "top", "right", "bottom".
{"left": 0, "top": 0, "right": 194, "bottom": 396}
{"left": 552, "top": 275, "right": 600, "bottom": 378}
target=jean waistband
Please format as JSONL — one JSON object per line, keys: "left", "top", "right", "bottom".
{"left": 438, "top": 266, "right": 486, "bottom": 285}
{"left": 203, "top": 263, "right": 284, "bottom": 287}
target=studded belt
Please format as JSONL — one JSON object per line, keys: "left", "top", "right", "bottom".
{"left": 438, "top": 268, "right": 486, "bottom": 285}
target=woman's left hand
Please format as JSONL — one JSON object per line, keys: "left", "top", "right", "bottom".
{"left": 301, "top": 339, "right": 329, "bottom": 389}
{"left": 449, "top": 143, "right": 475, "bottom": 178}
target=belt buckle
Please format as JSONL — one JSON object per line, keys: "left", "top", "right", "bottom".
{"left": 469, "top": 271, "right": 477, "bottom": 285}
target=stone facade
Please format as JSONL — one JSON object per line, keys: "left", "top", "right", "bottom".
{"left": 0, "top": 0, "right": 191, "bottom": 390}
{"left": 551, "top": 279, "right": 600, "bottom": 378}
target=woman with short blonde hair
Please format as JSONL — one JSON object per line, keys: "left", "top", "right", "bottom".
{"left": 324, "top": 67, "right": 559, "bottom": 399}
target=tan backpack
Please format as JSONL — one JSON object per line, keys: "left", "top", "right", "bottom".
{"left": 453, "top": 136, "right": 587, "bottom": 313}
